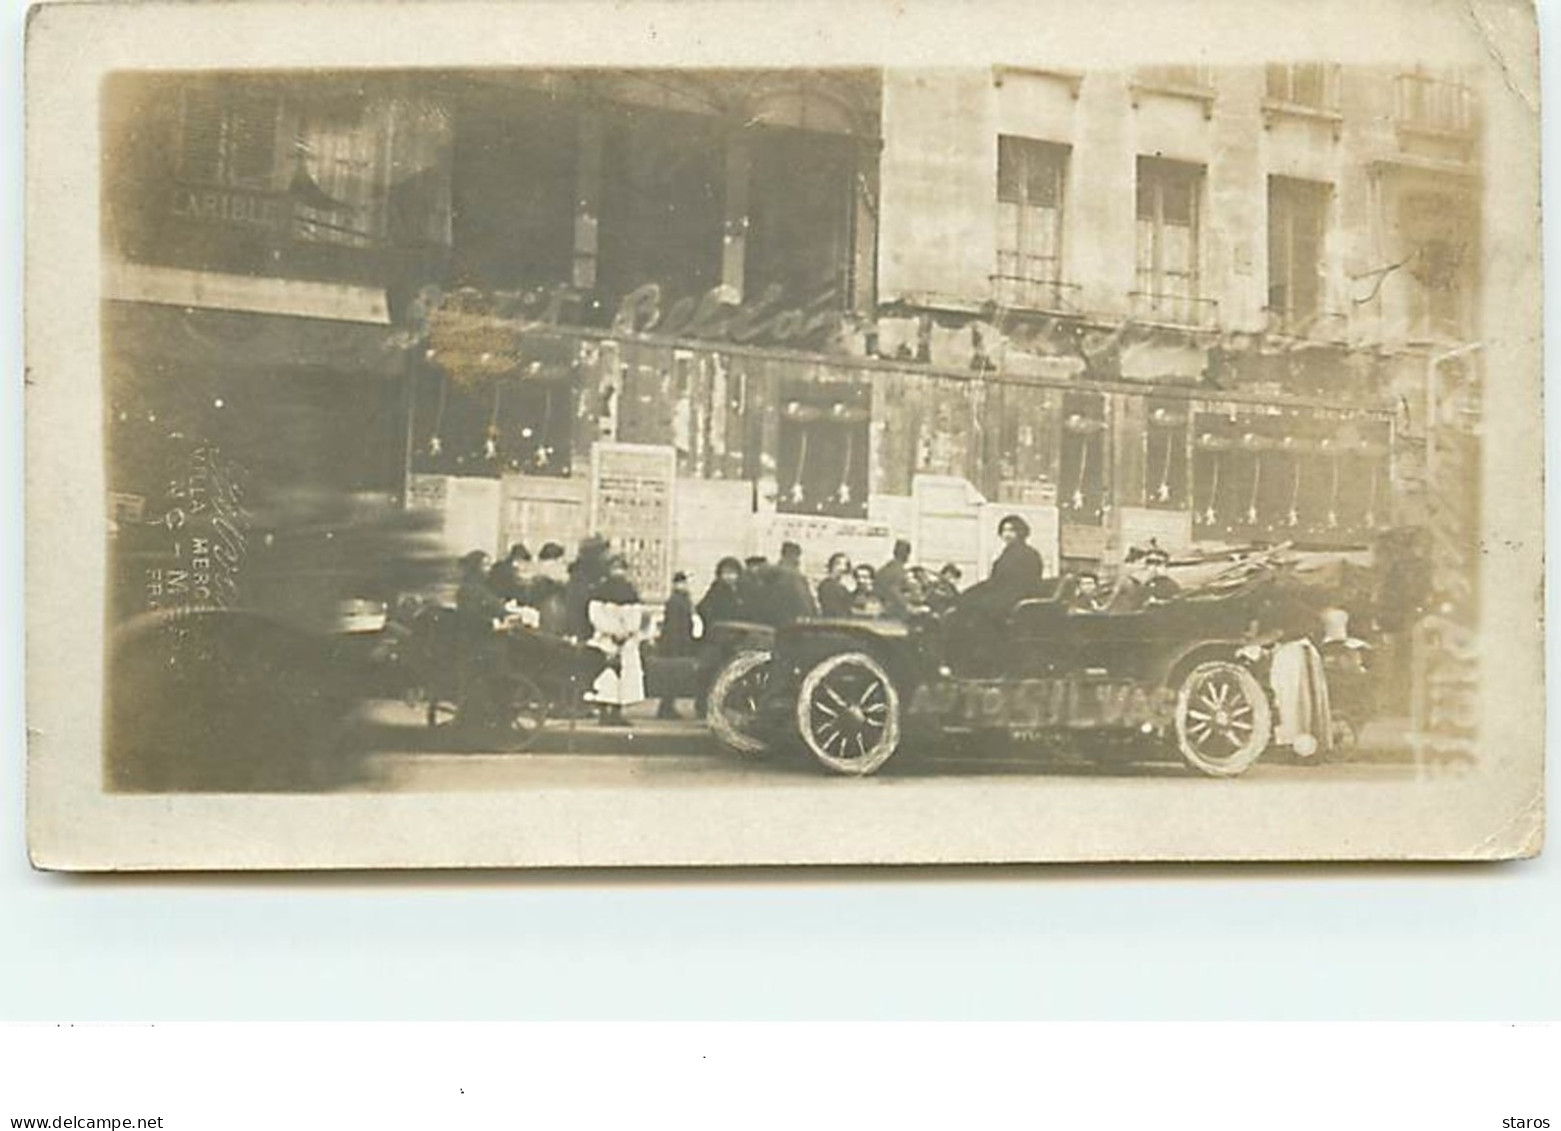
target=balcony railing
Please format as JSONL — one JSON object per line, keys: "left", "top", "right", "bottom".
{"left": 1261, "top": 64, "right": 1343, "bottom": 137}
{"left": 991, "top": 268, "right": 1081, "bottom": 315}
{"left": 1395, "top": 73, "right": 1475, "bottom": 135}
{"left": 1263, "top": 307, "right": 1349, "bottom": 343}
{"left": 1130, "top": 66, "right": 1216, "bottom": 118}
{"left": 1128, "top": 290, "right": 1220, "bottom": 329}
{"left": 1264, "top": 64, "right": 1341, "bottom": 112}
{"left": 1136, "top": 65, "right": 1212, "bottom": 92}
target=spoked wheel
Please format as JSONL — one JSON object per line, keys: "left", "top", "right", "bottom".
{"left": 707, "top": 650, "right": 774, "bottom": 756}
{"left": 795, "top": 652, "right": 901, "bottom": 776}
{"left": 1173, "top": 660, "right": 1273, "bottom": 777}
{"left": 503, "top": 673, "right": 551, "bottom": 751}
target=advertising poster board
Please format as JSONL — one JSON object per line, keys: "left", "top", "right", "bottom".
{"left": 590, "top": 442, "right": 677, "bottom": 601}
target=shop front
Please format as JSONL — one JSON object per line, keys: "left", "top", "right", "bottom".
{"left": 104, "top": 299, "right": 416, "bottom": 630}
{"left": 407, "top": 302, "right": 1397, "bottom": 601}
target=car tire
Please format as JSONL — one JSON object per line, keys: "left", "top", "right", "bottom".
{"left": 504, "top": 673, "right": 551, "bottom": 751}
{"left": 1173, "top": 660, "right": 1273, "bottom": 778}
{"left": 707, "top": 650, "right": 774, "bottom": 756}
{"left": 795, "top": 651, "right": 901, "bottom": 776}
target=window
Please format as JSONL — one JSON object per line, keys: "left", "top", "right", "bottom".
{"left": 1144, "top": 398, "right": 1189, "bottom": 510}
{"left": 777, "top": 381, "right": 870, "bottom": 518}
{"left": 179, "top": 85, "right": 285, "bottom": 190}
{"left": 746, "top": 128, "right": 855, "bottom": 310}
{"left": 292, "top": 104, "right": 390, "bottom": 249}
{"left": 995, "top": 137, "right": 1069, "bottom": 310}
{"left": 1060, "top": 391, "right": 1108, "bottom": 524}
{"left": 1134, "top": 158, "right": 1207, "bottom": 326}
{"left": 411, "top": 370, "right": 575, "bottom": 479}
{"left": 1268, "top": 177, "right": 1331, "bottom": 331}
{"left": 1265, "top": 64, "right": 1339, "bottom": 111}
{"left": 598, "top": 109, "right": 726, "bottom": 309}
{"left": 1395, "top": 69, "right": 1474, "bottom": 134}
{"left": 450, "top": 97, "right": 579, "bottom": 290}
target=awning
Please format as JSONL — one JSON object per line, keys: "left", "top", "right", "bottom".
{"left": 105, "top": 300, "right": 407, "bottom": 379}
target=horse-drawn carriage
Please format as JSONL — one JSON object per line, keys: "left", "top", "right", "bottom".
{"left": 708, "top": 549, "right": 1369, "bottom": 778}
{"left": 394, "top": 606, "right": 607, "bottom": 748}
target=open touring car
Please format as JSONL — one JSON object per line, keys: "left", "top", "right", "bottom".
{"left": 707, "top": 550, "right": 1349, "bottom": 778}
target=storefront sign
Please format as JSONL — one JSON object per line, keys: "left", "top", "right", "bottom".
{"left": 170, "top": 186, "right": 287, "bottom": 232}
{"left": 611, "top": 282, "right": 847, "bottom": 349}
{"left": 755, "top": 512, "right": 893, "bottom": 574}
{"left": 590, "top": 443, "right": 677, "bottom": 601}
{"left": 432, "top": 280, "right": 850, "bottom": 358}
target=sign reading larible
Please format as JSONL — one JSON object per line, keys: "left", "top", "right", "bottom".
{"left": 170, "top": 186, "right": 287, "bottom": 231}
{"left": 590, "top": 442, "right": 677, "bottom": 602}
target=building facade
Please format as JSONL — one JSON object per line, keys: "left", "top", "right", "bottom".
{"left": 103, "top": 64, "right": 1484, "bottom": 610}
{"left": 102, "top": 71, "right": 456, "bottom": 624}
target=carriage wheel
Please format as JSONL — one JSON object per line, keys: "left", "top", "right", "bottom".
{"left": 795, "top": 652, "right": 901, "bottom": 776}
{"left": 707, "top": 650, "right": 774, "bottom": 756}
{"left": 504, "top": 674, "right": 551, "bottom": 751}
{"left": 1173, "top": 660, "right": 1273, "bottom": 777}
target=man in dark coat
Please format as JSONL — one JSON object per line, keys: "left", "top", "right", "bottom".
{"left": 926, "top": 563, "right": 963, "bottom": 615}
{"left": 1107, "top": 544, "right": 1182, "bottom": 613}
{"left": 817, "top": 552, "right": 854, "bottom": 617}
{"left": 454, "top": 550, "right": 509, "bottom": 728}
{"left": 770, "top": 541, "right": 820, "bottom": 627}
{"left": 529, "top": 542, "right": 570, "bottom": 636}
{"left": 564, "top": 535, "right": 611, "bottom": 641}
{"left": 656, "top": 571, "right": 696, "bottom": 719}
{"left": 693, "top": 557, "right": 747, "bottom": 717}
{"left": 456, "top": 550, "right": 508, "bottom": 641}
{"left": 487, "top": 542, "right": 532, "bottom": 603}
{"left": 737, "top": 555, "right": 775, "bottom": 627}
{"left": 877, "top": 539, "right": 914, "bottom": 619}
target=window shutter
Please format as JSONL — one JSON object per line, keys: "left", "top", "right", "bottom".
{"left": 227, "top": 90, "right": 281, "bottom": 189}
{"left": 179, "top": 88, "right": 226, "bottom": 183}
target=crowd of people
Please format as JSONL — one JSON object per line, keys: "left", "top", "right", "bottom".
{"left": 428, "top": 513, "right": 1208, "bottom": 731}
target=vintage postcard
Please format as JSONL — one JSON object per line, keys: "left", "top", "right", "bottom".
{"left": 24, "top": 0, "right": 1544, "bottom": 869}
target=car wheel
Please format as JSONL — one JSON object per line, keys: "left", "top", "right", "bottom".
{"left": 505, "top": 674, "right": 551, "bottom": 751}
{"left": 1174, "top": 660, "right": 1273, "bottom": 778}
{"left": 795, "top": 651, "right": 901, "bottom": 776}
{"left": 707, "top": 650, "right": 773, "bottom": 756}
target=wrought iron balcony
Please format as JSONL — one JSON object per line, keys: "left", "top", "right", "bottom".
{"left": 1130, "top": 66, "right": 1216, "bottom": 118}
{"left": 1128, "top": 290, "right": 1219, "bottom": 330}
{"left": 990, "top": 269, "right": 1082, "bottom": 316}
{"left": 1262, "top": 307, "right": 1349, "bottom": 343}
{"left": 1394, "top": 72, "right": 1476, "bottom": 136}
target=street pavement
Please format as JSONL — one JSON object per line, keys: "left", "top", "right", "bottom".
{"left": 341, "top": 699, "right": 1422, "bottom": 792}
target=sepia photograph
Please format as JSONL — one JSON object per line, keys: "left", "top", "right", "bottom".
{"left": 23, "top": 0, "right": 1544, "bottom": 868}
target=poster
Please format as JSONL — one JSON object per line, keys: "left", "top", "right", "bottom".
{"left": 590, "top": 442, "right": 677, "bottom": 601}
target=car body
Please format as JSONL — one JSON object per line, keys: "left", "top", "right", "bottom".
{"left": 726, "top": 559, "right": 1341, "bottom": 777}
